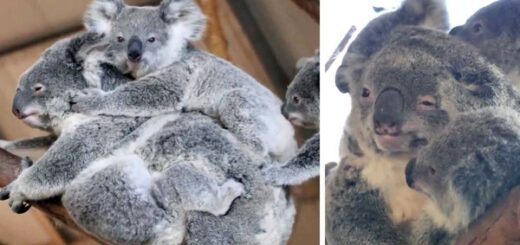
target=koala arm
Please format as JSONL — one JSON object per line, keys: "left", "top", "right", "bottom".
{"left": 0, "top": 135, "right": 57, "bottom": 151}
{"left": 98, "top": 63, "right": 134, "bottom": 91}
{"left": 71, "top": 70, "right": 186, "bottom": 117}
{"left": 263, "top": 133, "right": 320, "bottom": 186}
{"left": 326, "top": 164, "right": 408, "bottom": 245}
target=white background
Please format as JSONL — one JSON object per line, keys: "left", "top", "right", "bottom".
{"left": 320, "top": 0, "right": 497, "bottom": 165}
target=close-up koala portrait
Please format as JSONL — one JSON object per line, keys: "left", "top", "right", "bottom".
{"left": 324, "top": 0, "right": 520, "bottom": 244}
{"left": 0, "top": 0, "right": 318, "bottom": 245}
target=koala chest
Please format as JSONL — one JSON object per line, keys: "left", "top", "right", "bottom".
{"left": 359, "top": 155, "right": 430, "bottom": 225}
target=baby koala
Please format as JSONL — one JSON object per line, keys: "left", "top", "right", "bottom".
{"left": 72, "top": 0, "right": 297, "bottom": 162}
{"left": 405, "top": 107, "right": 520, "bottom": 244}
{"left": 263, "top": 52, "right": 320, "bottom": 186}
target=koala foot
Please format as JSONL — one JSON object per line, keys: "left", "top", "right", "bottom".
{"left": 211, "top": 179, "right": 245, "bottom": 216}
{"left": 69, "top": 89, "right": 105, "bottom": 114}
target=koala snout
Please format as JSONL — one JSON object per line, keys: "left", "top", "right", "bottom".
{"left": 405, "top": 158, "right": 416, "bottom": 188}
{"left": 12, "top": 91, "right": 27, "bottom": 119}
{"left": 281, "top": 103, "right": 288, "bottom": 118}
{"left": 449, "top": 26, "right": 463, "bottom": 36}
{"left": 127, "top": 36, "right": 143, "bottom": 63}
{"left": 374, "top": 88, "right": 404, "bottom": 135}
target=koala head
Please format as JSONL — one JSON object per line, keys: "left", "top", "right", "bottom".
{"left": 345, "top": 27, "right": 516, "bottom": 156}
{"left": 12, "top": 33, "right": 100, "bottom": 130}
{"left": 84, "top": 0, "right": 206, "bottom": 78}
{"left": 282, "top": 51, "right": 320, "bottom": 128}
{"left": 450, "top": 0, "right": 520, "bottom": 75}
{"left": 405, "top": 107, "right": 520, "bottom": 228}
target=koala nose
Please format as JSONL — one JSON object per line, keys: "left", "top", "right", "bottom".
{"left": 374, "top": 88, "right": 404, "bottom": 135}
{"left": 12, "top": 106, "right": 22, "bottom": 119}
{"left": 449, "top": 26, "right": 463, "bottom": 36}
{"left": 281, "top": 103, "right": 288, "bottom": 118}
{"left": 127, "top": 36, "right": 143, "bottom": 62}
{"left": 405, "top": 158, "right": 416, "bottom": 188}
{"left": 12, "top": 92, "right": 25, "bottom": 119}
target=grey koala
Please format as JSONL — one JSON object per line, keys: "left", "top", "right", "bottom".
{"left": 405, "top": 107, "right": 520, "bottom": 244}
{"left": 263, "top": 52, "right": 320, "bottom": 186}
{"left": 0, "top": 33, "right": 295, "bottom": 245}
{"left": 73, "top": 0, "right": 297, "bottom": 162}
{"left": 450, "top": 0, "right": 520, "bottom": 89}
{"left": 327, "top": 16, "right": 519, "bottom": 245}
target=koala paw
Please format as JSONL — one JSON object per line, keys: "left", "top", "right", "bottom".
{"left": 69, "top": 89, "right": 105, "bottom": 114}
{"left": 211, "top": 180, "right": 245, "bottom": 216}
{"left": 0, "top": 184, "right": 31, "bottom": 214}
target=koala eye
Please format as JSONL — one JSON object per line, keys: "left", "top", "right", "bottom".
{"left": 361, "top": 88, "right": 371, "bottom": 98}
{"left": 32, "top": 83, "right": 46, "bottom": 96}
{"left": 417, "top": 95, "right": 436, "bottom": 112}
{"left": 147, "top": 37, "right": 156, "bottom": 43}
{"left": 292, "top": 95, "right": 301, "bottom": 105}
{"left": 428, "top": 166, "right": 436, "bottom": 176}
{"left": 472, "top": 22, "right": 483, "bottom": 34}
{"left": 117, "top": 36, "right": 125, "bottom": 43}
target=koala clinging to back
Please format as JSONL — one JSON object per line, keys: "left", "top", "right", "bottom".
{"left": 264, "top": 51, "right": 320, "bottom": 186}
{"left": 405, "top": 107, "right": 520, "bottom": 243}
{"left": 74, "top": 0, "right": 297, "bottom": 162}
{"left": 450, "top": 0, "right": 520, "bottom": 88}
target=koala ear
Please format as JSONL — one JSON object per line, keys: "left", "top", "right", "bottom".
{"left": 83, "top": 0, "right": 125, "bottom": 35}
{"left": 159, "top": 0, "right": 207, "bottom": 41}
{"left": 335, "top": 65, "right": 350, "bottom": 93}
{"left": 65, "top": 32, "right": 107, "bottom": 71}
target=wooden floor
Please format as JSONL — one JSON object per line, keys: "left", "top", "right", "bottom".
{"left": 0, "top": 2, "right": 319, "bottom": 244}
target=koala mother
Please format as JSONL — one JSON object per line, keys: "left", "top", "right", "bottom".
{"left": 0, "top": 33, "right": 295, "bottom": 245}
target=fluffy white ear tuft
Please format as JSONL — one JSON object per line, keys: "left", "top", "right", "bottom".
{"left": 160, "top": 0, "right": 207, "bottom": 41}
{"left": 83, "top": 0, "right": 125, "bottom": 35}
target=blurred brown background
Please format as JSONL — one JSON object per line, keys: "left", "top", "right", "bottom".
{"left": 0, "top": 0, "right": 319, "bottom": 244}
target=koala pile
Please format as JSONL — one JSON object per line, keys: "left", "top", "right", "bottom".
{"left": 0, "top": 0, "right": 325, "bottom": 244}
{"left": 327, "top": 0, "right": 520, "bottom": 244}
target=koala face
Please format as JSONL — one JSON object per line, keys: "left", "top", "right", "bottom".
{"left": 450, "top": 0, "right": 520, "bottom": 74}
{"left": 84, "top": 0, "right": 206, "bottom": 78}
{"left": 405, "top": 108, "right": 520, "bottom": 227}
{"left": 282, "top": 53, "right": 320, "bottom": 128}
{"left": 343, "top": 27, "right": 513, "bottom": 155}
{"left": 13, "top": 34, "right": 96, "bottom": 130}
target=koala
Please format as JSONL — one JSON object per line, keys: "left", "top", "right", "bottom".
{"left": 263, "top": 52, "right": 320, "bottom": 186}
{"left": 450, "top": 0, "right": 520, "bottom": 89}
{"left": 327, "top": 10, "right": 520, "bottom": 245}
{"left": 72, "top": 0, "right": 298, "bottom": 162}
{"left": 0, "top": 33, "right": 295, "bottom": 245}
{"left": 405, "top": 107, "right": 520, "bottom": 244}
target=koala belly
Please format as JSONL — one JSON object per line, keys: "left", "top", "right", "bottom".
{"left": 359, "top": 154, "right": 430, "bottom": 225}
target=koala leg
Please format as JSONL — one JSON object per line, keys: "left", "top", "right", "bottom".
{"left": 263, "top": 134, "right": 320, "bottom": 186}
{"left": 63, "top": 155, "right": 183, "bottom": 245}
{"left": 0, "top": 135, "right": 56, "bottom": 151}
{"left": 326, "top": 164, "right": 408, "bottom": 245}
{"left": 154, "top": 163, "right": 245, "bottom": 216}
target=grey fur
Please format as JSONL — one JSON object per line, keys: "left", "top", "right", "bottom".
{"left": 450, "top": 0, "right": 520, "bottom": 89}
{"left": 326, "top": 1, "right": 520, "bottom": 243}
{"left": 406, "top": 107, "right": 520, "bottom": 243}
{"left": 74, "top": 0, "right": 297, "bottom": 162}
{"left": 0, "top": 33, "right": 295, "bottom": 245}
{"left": 263, "top": 52, "right": 320, "bottom": 186}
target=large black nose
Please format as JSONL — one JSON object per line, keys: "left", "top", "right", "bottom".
{"left": 449, "top": 26, "right": 463, "bottom": 36}
{"left": 12, "top": 92, "right": 25, "bottom": 119}
{"left": 281, "top": 103, "right": 288, "bottom": 118}
{"left": 405, "top": 158, "right": 416, "bottom": 188}
{"left": 373, "top": 88, "right": 404, "bottom": 135}
{"left": 127, "top": 36, "right": 143, "bottom": 62}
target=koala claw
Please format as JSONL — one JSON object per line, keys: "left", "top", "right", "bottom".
{"left": 9, "top": 198, "right": 31, "bottom": 214}
{"left": 0, "top": 187, "right": 10, "bottom": 200}
{"left": 21, "top": 157, "right": 33, "bottom": 169}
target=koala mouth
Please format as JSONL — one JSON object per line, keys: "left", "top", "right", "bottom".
{"left": 374, "top": 133, "right": 427, "bottom": 153}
